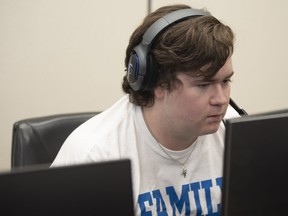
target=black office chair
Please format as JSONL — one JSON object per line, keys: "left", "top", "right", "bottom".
{"left": 11, "top": 112, "right": 99, "bottom": 170}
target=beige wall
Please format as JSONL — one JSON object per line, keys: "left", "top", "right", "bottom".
{"left": 0, "top": 0, "right": 147, "bottom": 171}
{"left": 1, "top": 0, "right": 288, "bottom": 171}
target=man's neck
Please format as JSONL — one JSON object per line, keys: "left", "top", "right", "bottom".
{"left": 142, "top": 106, "right": 198, "bottom": 151}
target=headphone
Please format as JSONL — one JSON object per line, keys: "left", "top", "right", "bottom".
{"left": 127, "top": 8, "right": 211, "bottom": 91}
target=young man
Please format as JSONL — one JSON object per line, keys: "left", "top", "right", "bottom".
{"left": 52, "top": 4, "right": 242, "bottom": 215}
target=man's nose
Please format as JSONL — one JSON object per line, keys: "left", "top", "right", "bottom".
{"left": 210, "top": 84, "right": 229, "bottom": 106}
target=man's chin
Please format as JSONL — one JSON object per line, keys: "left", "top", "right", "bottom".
{"left": 201, "top": 122, "right": 222, "bottom": 135}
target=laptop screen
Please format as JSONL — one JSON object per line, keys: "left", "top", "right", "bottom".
{"left": 0, "top": 159, "right": 134, "bottom": 216}
{"left": 221, "top": 110, "right": 288, "bottom": 216}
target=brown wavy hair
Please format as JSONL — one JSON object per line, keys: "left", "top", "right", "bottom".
{"left": 122, "top": 4, "right": 234, "bottom": 106}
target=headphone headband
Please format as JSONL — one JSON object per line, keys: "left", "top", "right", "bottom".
{"left": 127, "top": 8, "right": 210, "bottom": 91}
{"left": 142, "top": 8, "right": 210, "bottom": 45}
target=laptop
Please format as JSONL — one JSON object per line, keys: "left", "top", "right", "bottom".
{"left": 221, "top": 109, "right": 288, "bottom": 216}
{"left": 0, "top": 159, "right": 135, "bottom": 216}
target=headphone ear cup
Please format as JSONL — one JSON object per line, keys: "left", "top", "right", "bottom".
{"left": 127, "top": 50, "right": 159, "bottom": 91}
{"left": 127, "top": 52, "right": 139, "bottom": 84}
{"left": 127, "top": 44, "right": 158, "bottom": 91}
{"left": 127, "top": 44, "right": 149, "bottom": 91}
{"left": 144, "top": 53, "right": 159, "bottom": 91}
{"left": 127, "top": 50, "right": 146, "bottom": 91}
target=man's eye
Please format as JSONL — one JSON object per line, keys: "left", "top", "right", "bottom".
{"left": 198, "top": 83, "right": 210, "bottom": 88}
{"left": 223, "top": 79, "right": 232, "bottom": 84}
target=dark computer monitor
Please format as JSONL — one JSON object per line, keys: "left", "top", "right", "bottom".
{"left": 221, "top": 109, "right": 288, "bottom": 216}
{"left": 0, "top": 159, "right": 135, "bottom": 216}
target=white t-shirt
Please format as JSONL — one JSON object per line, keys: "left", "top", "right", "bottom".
{"left": 51, "top": 95, "right": 240, "bottom": 215}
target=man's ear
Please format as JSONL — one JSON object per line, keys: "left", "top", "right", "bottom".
{"left": 154, "top": 85, "right": 166, "bottom": 99}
